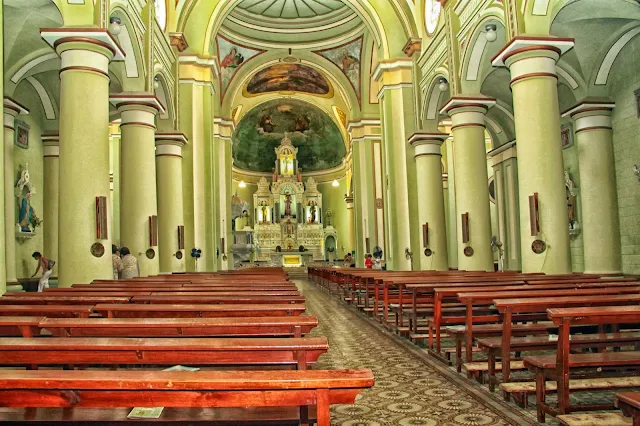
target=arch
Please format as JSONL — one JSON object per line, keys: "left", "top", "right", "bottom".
{"left": 177, "top": 0, "right": 416, "bottom": 59}
{"left": 593, "top": 24, "right": 640, "bottom": 86}
{"left": 422, "top": 72, "right": 450, "bottom": 127}
{"left": 153, "top": 71, "right": 174, "bottom": 122}
{"left": 461, "top": 16, "right": 506, "bottom": 84}
{"left": 109, "top": 5, "right": 146, "bottom": 92}
{"left": 25, "top": 77, "right": 56, "bottom": 120}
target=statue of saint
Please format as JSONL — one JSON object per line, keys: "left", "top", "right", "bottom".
{"left": 261, "top": 205, "right": 268, "bottom": 223}
{"left": 284, "top": 194, "right": 292, "bottom": 216}
{"left": 309, "top": 203, "right": 316, "bottom": 224}
{"left": 19, "top": 192, "right": 35, "bottom": 232}
{"left": 297, "top": 167, "right": 302, "bottom": 182}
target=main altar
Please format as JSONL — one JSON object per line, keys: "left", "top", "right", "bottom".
{"left": 252, "top": 134, "right": 327, "bottom": 265}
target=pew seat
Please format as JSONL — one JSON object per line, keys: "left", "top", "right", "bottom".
{"left": 0, "top": 305, "right": 93, "bottom": 318}
{"left": 0, "top": 317, "right": 44, "bottom": 337}
{"left": 0, "top": 369, "right": 374, "bottom": 426}
{"left": 558, "top": 412, "right": 632, "bottom": 426}
{"left": 0, "top": 337, "right": 328, "bottom": 369}
{"left": 616, "top": 392, "right": 640, "bottom": 426}
{"left": 39, "top": 316, "right": 319, "bottom": 337}
{"left": 93, "top": 303, "right": 305, "bottom": 318}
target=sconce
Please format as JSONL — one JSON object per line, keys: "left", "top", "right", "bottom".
{"left": 109, "top": 16, "right": 122, "bottom": 35}
{"left": 485, "top": 24, "right": 497, "bottom": 42}
{"left": 438, "top": 78, "right": 449, "bottom": 92}
{"left": 153, "top": 76, "right": 160, "bottom": 90}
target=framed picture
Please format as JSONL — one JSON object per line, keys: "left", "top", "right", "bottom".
{"left": 560, "top": 122, "right": 573, "bottom": 149}
{"left": 14, "top": 120, "right": 29, "bottom": 149}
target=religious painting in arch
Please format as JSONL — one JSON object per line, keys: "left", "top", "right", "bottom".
{"left": 232, "top": 99, "right": 346, "bottom": 173}
{"left": 216, "top": 34, "right": 265, "bottom": 99}
{"left": 314, "top": 36, "right": 363, "bottom": 103}
{"left": 245, "top": 64, "right": 333, "bottom": 97}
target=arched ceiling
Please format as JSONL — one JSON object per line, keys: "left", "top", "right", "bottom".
{"left": 233, "top": 0, "right": 349, "bottom": 19}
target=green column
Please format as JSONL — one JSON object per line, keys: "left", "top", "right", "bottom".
{"left": 493, "top": 37, "right": 575, "bottom": 273}
{"left": 409, "top": 132, "right": 449, "bottom": 270}
{"left": 442, "top": 97, "right": 496, "bottom": 272}
{"left": 40, "top": 29, "right": 123, "bottom": 286}
{"left": 111, "top": 95, "right": 163, "bottom": 277}
{"left": 156, "top": 132, "right": 187, "bottom": 273}
{"left": 42, "top": 133, "right": 60, "bottom": 277}
{"left": 563, "top": 101, "right": 621, "bottom": 273}
{"left": 3, "top": 98, "right": 28, "bottom": 286}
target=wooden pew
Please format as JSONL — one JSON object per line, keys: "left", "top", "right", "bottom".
{"left": 39, "top": 316, "right": 319, "bottom": 337}
{"left": 454, "top": 286, "right": 640, "bottom": 364}
{"left": 41, "top": 291, "right": 301, "bottom": 297}
{"left": 93, "top": 303, "right": 306, "bottom": 318}
{"left": 131, "top": 295, "right": 305, "bottom": 304}
{"left": 0, "top": 296, "right": 130, "bottom": 305}
{"left": 0, "top": 369, "right": 374, "bottom": 426}
{"left": 0, "top": 317, "right": 43, "bottom": 338}
{"left": 0, "top": 336, "right": 328, "bottom": 370}
{"left": 68, "top": 285, "right": 298, "bottom": 292}
{"left": 487, "top": 293, "right": 640, "bottom": 388}
{"left": 0, "top": 305, "right": 93, "bottom": 318}
{"left": 522, "top": 306, "right": 640, "bottom": 422}
{"left": 616, "top": 392, "right": 640, "bottom": 426}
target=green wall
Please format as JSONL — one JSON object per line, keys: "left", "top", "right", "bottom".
{"left": 318, "top": 177, "right": 350, "bottom": 260}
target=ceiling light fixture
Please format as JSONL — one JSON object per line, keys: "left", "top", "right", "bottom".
{"left": 438, "top": 78, "right": 449, "bottom": 92}
{"left": 239, "top": 180, "right": 246, "bottom": 188}
{"left": 109, "top": 16, "right": 122, "bottom": 36}
{"left": 332, "top": 180, "right": 339, "bottom": 187}
{"left": 154, "top": 76, "right": 160, "bottom": 89}
{"left": 485, "top": 24, "right": 497, "bottom": 42}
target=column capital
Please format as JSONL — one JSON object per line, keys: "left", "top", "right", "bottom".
{"left": 348, "top": 119, "right": 381, "bottom": 143}
{"left": 42, "top": 132, "right": 60, "bottom": 158}
{"left": 409, "top": 132, "right": 447, "bottom": 158}
{"left": 213, "top": 117, "right": 235, "bottom": 140}
{"left": 110, "top": 93, "right": 165, "bottom": 114}
{"left": 408, "top": 132, "right": 448, "bottom": 158}
{"left": 40, "top": 28, "right": 125, "bottom": 60}
{"left": 441, "top": 96, "right": 495, "bottom": 130}
{"left": 562, "top": 99, "right": 615, "bottom": 134}
{"left": 40, "top": 28, "right": 124, "bottom": 79}
{"left": 155, "top": 132, "right": 188, "bottom": 158}
{"left": 491, "top": 36, "right": 575, "bottom": 67}
{"left": 4, "top": 96, "right": 29, "bottom": 118}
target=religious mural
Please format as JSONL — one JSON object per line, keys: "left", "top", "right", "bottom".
{"left": 245, "top": 64, "right": 332, "bottom": 96}
{"left": 314, "top": 36, "right": 363, "bottom": 101}
{"left": 216, "top": 35, "right": 264, "bottom": 98}
{"left": 232, "top": 99, "right": 346, "bottom": 172}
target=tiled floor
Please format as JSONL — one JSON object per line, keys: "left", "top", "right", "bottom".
{"left": 296, "top": 279, "right": 541, "bottom": 426}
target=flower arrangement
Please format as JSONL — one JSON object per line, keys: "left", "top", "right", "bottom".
{"left": 30, "top": 215, "right": 42, "bottom": 229}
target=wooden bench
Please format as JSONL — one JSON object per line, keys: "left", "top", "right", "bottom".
{"left": 616, "top": 392, "right": 640, "bottom": 426}
{"left": 0, "top": 317, "right": 44, "bottom": 338}
{"left": 0, "top": 369, "right": 374, "bottom": 426}
{"left": 93, "top": 303, "right": 306, "bottom": 318}
{"left": 39, "top": 316, "right": 319, "bottom": 337}
{"left": 0, "top": 305, "right": 94, "bottom": 318}
{"left": 131, "top": 295, "right": 305, "bottom": 305}
{"left": 524, "top": 305, "right": 640, "bottom": 422}
{"left": 490, "top": 293, "right": 640, "bottom": 388}
{"left": 0, "top": 336, "right": 328, "bottom": 370}
{"left": 0, "top": 296, "right": 130, "bottom": 305}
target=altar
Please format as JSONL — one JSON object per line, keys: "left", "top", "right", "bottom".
{"left": 269, "top": 252, "right": 315, "bottom": 267}
{"left": 253, "top": 134, "right": 328, "bottom": 263}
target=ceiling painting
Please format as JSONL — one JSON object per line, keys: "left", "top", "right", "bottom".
{"left": 234, "top": 0, "right": 347, "bottom": 19}
{"left": 217, "top": 34, "right": 265, "bottom": 99}
{"left": 244, "top": 64, "right": 333, "bottom": 97}
{"left": 232, "top": 99, "right": 346, "bottom": 173}
{"left": 314, "top": 36, "right": 363, "bottom": 103}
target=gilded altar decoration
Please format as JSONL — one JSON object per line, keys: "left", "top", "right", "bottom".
{"left": 252, "top": 135, "right": 334, "bottom": 265}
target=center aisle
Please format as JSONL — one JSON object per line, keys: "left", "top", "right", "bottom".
{"left": 295, "top": 278, "right": 538, "bottom": 426}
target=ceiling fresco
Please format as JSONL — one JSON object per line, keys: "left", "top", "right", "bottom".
{"left": 232, "top": 99, "right": 346, "bottom": 173}
{"left": 217, "top": 34, "right": 265, "bottom": 98}
{"left": 245, "top": 64, "right": 333, "bottom": 97}
{"left": 314, "top": 36, "right": 363, "bottom": 102}
{"left": 234, "top": 0, "right": 347, "bottom": 19}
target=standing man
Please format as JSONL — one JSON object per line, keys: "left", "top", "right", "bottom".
{"left": 31, "top": 251, "right": 54, "bottom": 292}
